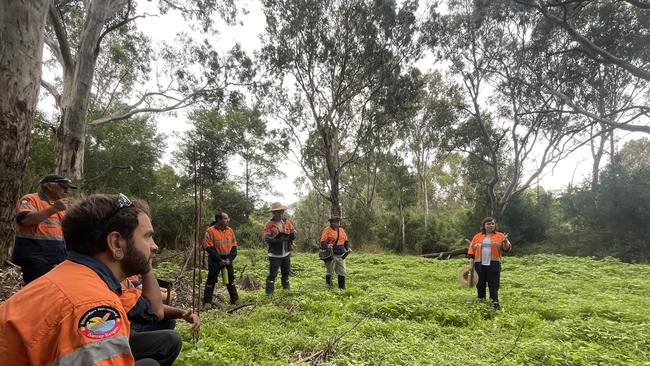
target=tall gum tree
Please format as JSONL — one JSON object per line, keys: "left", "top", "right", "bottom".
{"left": 42, "top": 0, "right": 247, "bottom": 180}
{"left": 260, "top": 0, "right": 421, "bottom": 216}
{"left": 0, "top": 0, "right": 50, "bottom": 263}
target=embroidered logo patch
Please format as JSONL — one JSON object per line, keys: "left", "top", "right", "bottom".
{"left": 78, "top": 306, "right": 122, "bottom": 339}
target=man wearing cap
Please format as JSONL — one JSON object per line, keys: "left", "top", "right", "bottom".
{"left": 262, "top": 202, "right": 296, "bottom": 295}
{"left": 320, "top": 215, "right": 351, "bottom": 289}
{"left": 12, "top": 174, "right": 77, "bottom": 284}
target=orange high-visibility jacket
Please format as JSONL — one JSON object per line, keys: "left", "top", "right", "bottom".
{"left": 0, "top": 258, "right": 135, "bottom": 366}
{"left": 467, "top": 232, "right": 511, "bottom": 262}
{"left": 262, "top": 219, "right": 295, "bottom": 239}
{"left": 203, "top": 226, "right": 237, "bottom": 255}
{"left": 13, "top": 192, "right": 67, "bottom": 263}
{"left": 320, "top": 227, "right": 349, "bottom": 246}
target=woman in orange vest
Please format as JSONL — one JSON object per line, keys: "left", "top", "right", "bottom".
{"left": 467, "top": 217, "right": 512, "bottom": 310}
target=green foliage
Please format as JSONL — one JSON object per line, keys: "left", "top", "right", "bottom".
{"left": 173, "top": 251, "right": 650, "bottom": 365}
{"left": 500, "top": 189, "right": 554, "bottom": 244}
{"left": 558, "top": 139, "right": 650, "bottom": 262}
{"left": 83, "top": 116, "right": 166, "bottom": 198}
{"left": 22, "top": 114, "right": 56, "bottom": 191}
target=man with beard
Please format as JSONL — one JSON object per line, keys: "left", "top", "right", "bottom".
{"left": 0, "top": 193, "right": 182, "bottom": 366}
{"left": 12, "top": 174, "right": 76, "bottom": 284}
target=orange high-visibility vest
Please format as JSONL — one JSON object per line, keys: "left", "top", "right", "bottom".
{"left": 0, "top": 260, "right": 135, "bottom": 366}
{"left": 13, "top": 192, "right": 66, "bottom": 262}
{"left": 204, "top": 226, "right": 237, "bottom": 255}
{"left": 467, "top": 232, "right": 510, "bottom": 262}
{"left": 262, "top": 219, "right": 295, "bottom": 238}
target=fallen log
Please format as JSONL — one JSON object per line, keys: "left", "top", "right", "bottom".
{"left": 420, "top": 248, "right": 467, "bottom": 260}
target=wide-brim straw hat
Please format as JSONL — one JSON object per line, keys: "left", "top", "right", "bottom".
{"left": 268, "top": 202, "right": 289, "bottom": 212}
{"left": 458, "top": 265, "right": 479, "bottom": 288}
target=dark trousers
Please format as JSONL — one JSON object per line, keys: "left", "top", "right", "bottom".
{"left": 267, "top": 255, "right": 291, "bottom": 285}
{"left": 131, "top": 318, "right": 176, "bottom": 332}
{"left": 475, "top": 263, "right": 501, "bottom": 304}
{"left": 204, "top": 256, "right": 235, "bottom": 303}
{"left": 15, "top": 259, "right": 55, "bottom": 285}
{"left": 129, "top": 329, "right": 182, "bottom": 366}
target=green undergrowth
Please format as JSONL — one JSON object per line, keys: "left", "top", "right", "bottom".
{"left": 171, "top": 251, "right": 650, "bottom": 365}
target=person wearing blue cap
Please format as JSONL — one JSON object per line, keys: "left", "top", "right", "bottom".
{"left": 12, "top": 174, "right": 77, "bottom": 284}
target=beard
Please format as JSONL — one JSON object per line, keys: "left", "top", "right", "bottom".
{"left": 121, "top": 238, "right": 152, "bottom": 276}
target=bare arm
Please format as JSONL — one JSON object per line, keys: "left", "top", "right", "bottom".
{"left": 139, "top": 271, "right": 164, "bottom": 320}
{"left": 19, "top": 200, "right": 67, "bottom": 226}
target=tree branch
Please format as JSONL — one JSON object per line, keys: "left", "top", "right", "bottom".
{"left": 516, "top": 0, "right": 650, "bottom": 81}
{"left": 41, "top": 79, "right": 62, "bottom": 108}
{"left": 48, "top": 1, "right": 74, "bottom": 72}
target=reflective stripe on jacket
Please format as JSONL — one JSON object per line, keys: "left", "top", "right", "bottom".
{"left": 204, "top": 226, "right": 237, "bottom": 255}
{"left": 467, "top": 232, "right": 509, "bottom": 262}
{"left": 0, "top": 256, "right": 134, "bottom": 366}
{"left": 13, "top": 192, "right": 67, "bottom": 263}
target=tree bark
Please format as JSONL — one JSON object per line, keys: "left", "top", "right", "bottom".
{"left": 52, "top": 0, "right": 118, "bottom": 179}
{"left": 0, "top": 0, "right": 50, "bottom": 264}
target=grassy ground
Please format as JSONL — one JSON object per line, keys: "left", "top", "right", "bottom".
{"left": 164, "top": 250, "right": 650, "bottom": 365}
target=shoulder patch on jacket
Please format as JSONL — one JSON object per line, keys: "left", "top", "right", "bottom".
{"left": 78, "top": 306, "right": 123, "bottom": 340}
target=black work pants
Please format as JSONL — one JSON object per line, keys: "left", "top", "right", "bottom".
{"left": 267, "top": 255, "right": 291, "bottom": 284}
{"left": 131, "top": 318, "right": 177, "bottom": 332}
{"left": 15, "top": 259, "right": 55, "bottom": 285}
{"left": 475, "top": 262, "right": 501, "bottom": 304}
{"left": 129, "top": 329, "right": 182, "bottom": 366}
{"left": 206, "top": 255, "right": 235, "bottom": 287}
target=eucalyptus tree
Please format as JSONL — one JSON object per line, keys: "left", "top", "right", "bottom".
{"left": 514, "top": 0, "right": 650, "bottom": 82}
{"left": 260, "top": 0, "right": 421, "bottom": 216}
{"left": 404, "top": 72, "right": 461, "bottom": 227}
{"left": 427, "top": 0, "right": 598, "bottom": 217}
{"left": 41, "top": 0, "right": 251, "bottom": 180}
{"left": 0, "top": 0, "right": 50, "bottom": 262}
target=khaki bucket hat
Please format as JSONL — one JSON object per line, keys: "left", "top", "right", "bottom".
{"left": 268, "top": 202, "right": 289, "bottom": 212}
{"left": 458, "top": 264, "right": 479, "bottom": 288}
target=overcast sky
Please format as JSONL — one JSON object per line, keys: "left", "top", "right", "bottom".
{"left": 128, "top": 0, "right": 645, "bottom": 206}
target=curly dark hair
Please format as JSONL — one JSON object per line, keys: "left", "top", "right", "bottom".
{"left": 62, "top": 194, "right": 150, "bottom": 255}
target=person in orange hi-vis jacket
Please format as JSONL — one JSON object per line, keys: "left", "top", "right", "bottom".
{"left": 320, "top": 215, "right": 352, "bottom": 289}
{"left": 467, "top": 217, "right": 512, "bottom": 310}
{"left": 262, "top": 202, "right": 296, "bottom": 295}
{"left": 0, "top": 193, "right": 176, "bottom": 366}
{"left": 12, "top": 174, "right": 77, "bottom": 284}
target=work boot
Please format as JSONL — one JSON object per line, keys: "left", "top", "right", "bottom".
{"left": 201, "top": 302, "right": 213, "bottom": 311}
{"left": 325, "top": 275, "right": 332, "bottom": 288}
{"left": 265, "top": 280, "right": 275, "bottom": 296}
{"left": 226, "top": 284, "right": 239, "bottom": 305}
{"left": 338, "top": 275, "right": 346, "bottom": 290}
{"left": 281, "top": 278, "right": 290, "bottom": 290}
{"left": 202, "top": 284, "right": 215, "bottom": 305}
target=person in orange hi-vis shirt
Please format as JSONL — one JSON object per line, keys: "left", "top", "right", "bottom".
{"left": 12, "top": 174, "right": 77, "bottom": 284}
{"left": 0, "top": 193, "right": 171, "bottom": 366}
{"left": 466, "top": 217, "right": 512, "bottom": 310}
{"left": 320, "top": 215, "right": 351, "bottom": 289}
{"left": 262, "top": 202, "right": 296, "bottom": 295}
{"left": 202, "top": 212, "right": 239, "bottom": 309}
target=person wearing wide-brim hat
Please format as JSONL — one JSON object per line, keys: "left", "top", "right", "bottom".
{"left": 319, "top": 215, "right": 352, "bottom": 289}
{"left": 466, "top": 217, "right": 512, "bottom": 310}
{"left": 262, "top": 202, "right": 296, "bottom": 295}
{"left": 12, "top": 174, "right": 77, "bottom": 284}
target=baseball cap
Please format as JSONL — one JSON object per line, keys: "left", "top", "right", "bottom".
{"left": 40, "top": 174, "right": 77, "bottom": 189}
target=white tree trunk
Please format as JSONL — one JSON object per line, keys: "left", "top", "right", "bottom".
{"left": 53, "top": 0, "right": 117, "bottom": 179}
{"left": 0, "top": 0, "right": 50, "bottom": 263}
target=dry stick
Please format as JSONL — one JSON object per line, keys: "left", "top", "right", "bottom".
{"left": 494, "top": 322, "right": 525, "bottom": 364}
{"left": 299, "top": 316, "right": 368, "bottom": 363}
{"left": 226, "top": 303, "right": 255, "bottom": 314}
